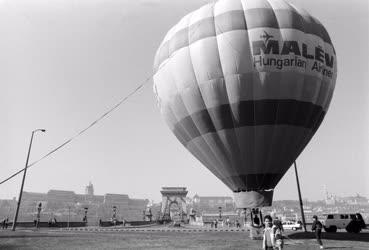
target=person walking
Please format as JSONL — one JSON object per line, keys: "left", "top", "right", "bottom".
{"left": 273, "top": 217, "right": 284, "bottom": 250}
{"left": 312, "top": 215, "right": 324, "bottom": 249}
{"left": 262, "top": 215, "right": 275, "bottom": 250}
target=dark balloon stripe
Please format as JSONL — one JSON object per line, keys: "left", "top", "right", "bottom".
{"left": 222, "top": 173, "right": 284, "bottom": 191}
{"left": 154, "top": 8, "right": 333, "bottom": 71}
{"left": 172, "top": 99, "right": 326, "bottom": 145}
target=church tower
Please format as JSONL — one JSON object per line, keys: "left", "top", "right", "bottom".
{"left": 85, "top": 181, "right": 94, "bottom": 196}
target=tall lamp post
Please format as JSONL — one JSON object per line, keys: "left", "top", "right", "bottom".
{"left": 112, "top": 205, "right": 117, "bottom": 220}
{"left": 12, "top": 129, "right": 46, "bottom": 231}
{"left": 67, "top": 204, "right": 71, "bottom": 228}
{"left": 83, "top": 207, "right": 88, "bottom": 225}
{"left": 218, "top": 206, "right": 222, "bottom": 220}
{"left": 36, "top": 202, "right": 42, "bottom": 228}
{"left": 112, "top": 206, "right": 117, "bottom": 226}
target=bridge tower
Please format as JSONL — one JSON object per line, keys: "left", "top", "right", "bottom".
{"left": 160, "top": 187, "right": 188, "bottom": 222}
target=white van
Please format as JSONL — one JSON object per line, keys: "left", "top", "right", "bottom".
{"left": 322, "top": 213, "right": 365, "bottom": 233}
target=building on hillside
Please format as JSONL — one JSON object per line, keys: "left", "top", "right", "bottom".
{"left": 47, "top": 190, "right": 76, "bottom": 203}
{"left": 14, "top": 182, "right": 148, "bottom": 222}
{"left": 0, "top": 199, "right": 17, "bottom": 219}
{"left": 75, "top": 194, "right": 104, "bottom": 204}
{"left": 339, "top": 194, "right": 369, "bottom": 205}
{"left": 22, "top": 192, "right": 48, "bottom": 205}
{"left": 104, "top": 194, "right": 129, "bottom": 206}
{"left": 129, "top": 198, "right": 149, "bottom": 209}
{"left": 324, "top": 185, "right": 336, "bottom": 205}
{"left": 323, "top": 187, "right": 369, "bottom": 206}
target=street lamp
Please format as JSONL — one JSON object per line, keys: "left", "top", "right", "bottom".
{"left": 112, "top": 206, "right": 117, "bottom": 220}
{"left": 67, "top": 204, "right": 72, "bottom": 228}
{"left": 83, "top": 207, "right": 88, "bottom": 225}
{"left": 36, "top": 202, "right": 42, "bottom": 229}
{"left": 12, "top": 129, "right": 46, "bottom": 231}
{"left": 218, "top": 206, "right": 222, "bottom": 220}
{"left": 112, "top": 206, "right": 117, "bottom": 226}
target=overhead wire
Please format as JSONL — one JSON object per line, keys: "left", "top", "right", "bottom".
{"left": 0, "top": 83, "right": 147, "bottom": 186}
{"left": 0, "top": 5, "right": 206, "bottom": 186}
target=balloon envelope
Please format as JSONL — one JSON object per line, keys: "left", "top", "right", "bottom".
{"left": 153, "top": 0, "right": 337, "bottom": 208}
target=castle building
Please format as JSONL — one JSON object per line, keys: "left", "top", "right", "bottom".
{"left": 17, "top": 183, "right": 148, "bottom": 222}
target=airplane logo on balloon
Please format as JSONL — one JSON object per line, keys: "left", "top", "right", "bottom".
{"left": 260, "top": 31, "right": 274, "bottom": 42}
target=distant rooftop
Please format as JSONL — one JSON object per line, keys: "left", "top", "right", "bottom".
{"left": 47, "top": 190, "right": 76, "bottom": 195}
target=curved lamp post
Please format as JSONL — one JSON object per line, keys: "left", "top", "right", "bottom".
{"left": 12, "top": 129, "right": 46, "bottom": 231}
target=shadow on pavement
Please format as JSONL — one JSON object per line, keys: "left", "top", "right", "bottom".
{"left": 322, "top": 247, "right": 351, "bottom": 249}
{"left": 288, "top": 231, "right": 369, "bottom": 243}
{"left": 0, "top": 230, "right": 71, "bottom": 239}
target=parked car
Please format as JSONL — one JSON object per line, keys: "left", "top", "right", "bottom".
{"left": 322, "top": 213, "right": 366, "bottom": 233}
{"left": 282, "top": 220, "right": 302, "bottom": 231}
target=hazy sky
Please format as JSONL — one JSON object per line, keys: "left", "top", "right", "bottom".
{"left": 1, "top": 0, "right": 368, "bottom": 203}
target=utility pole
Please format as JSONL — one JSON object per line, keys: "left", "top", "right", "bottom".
{"left": 294, "top": 161, "right": 307, "bottom": 232}
{"left": 12, "top": 129, "right": 46, "bottom": 231}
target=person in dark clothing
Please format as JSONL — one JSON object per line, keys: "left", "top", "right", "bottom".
{"left": 253, "top": 215, "right": 260, "bottom": 226}
{"left": 236, "top": 220, "right": 241, "bottom": 228}
{"left": 273, "top": 217, "right": 283, "bottom": 232}
{"left": 311, "top": 215, "right": 324, "bottom": 249}
{"left": 273, "top": 217, "right": 284, "bottom": 250}
{"left": 356, "top": 213, "right": 366, "bottom": 229}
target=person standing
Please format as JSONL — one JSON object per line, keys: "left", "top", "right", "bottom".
{"left": 262, "top": 215, "right": 275, "bottom": 250}
{"left": 253, "top": 214, "right": 260, "bottom": 226}
{"left": 273, "top": 217, "right": 284, "bottom": 250}
{"left": 312, "top": 215, "right": 324, "bottom": 249}
{"left": 236, "top": 220, "right": 241, "bottom": 228}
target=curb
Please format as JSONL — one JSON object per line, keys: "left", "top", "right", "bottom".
{"left": 61, "top": 227, "right": 247, "bottom": 233}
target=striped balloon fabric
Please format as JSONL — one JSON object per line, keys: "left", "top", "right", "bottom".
{"left": 153, "top": 0, "right": 337, "bottom": 208}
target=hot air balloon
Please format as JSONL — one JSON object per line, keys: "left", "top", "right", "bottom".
{"left": 153, "top": 0, "right": 337, "bottom": 209}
